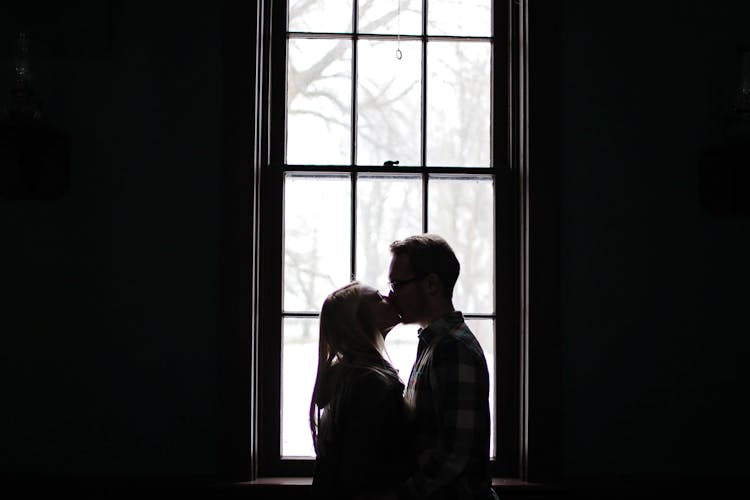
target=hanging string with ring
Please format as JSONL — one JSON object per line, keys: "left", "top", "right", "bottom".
{"left": 396, "top": 0, "right": 402, "bottom": 59}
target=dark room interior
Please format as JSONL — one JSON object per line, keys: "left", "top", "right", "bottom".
{"left": 1, "top": 1, "right": 749, "bottom": 498}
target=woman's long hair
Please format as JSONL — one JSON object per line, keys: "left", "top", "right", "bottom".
{"left": 309, "top": 281, "right": 398, "bottom": 455}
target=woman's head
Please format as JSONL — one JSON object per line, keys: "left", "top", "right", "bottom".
{"left": 319, "top": 282, "right": 400, "bottom": 364}
{"left": 310, "top": 281, "right": 401, "bottom": 453}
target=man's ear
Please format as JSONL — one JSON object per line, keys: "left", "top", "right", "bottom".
{"left": 423, "top": 273, "right": 442, "bottom": 296}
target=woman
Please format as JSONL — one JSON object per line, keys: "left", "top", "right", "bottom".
{"left": 310, "top": 282, "right": 414, "bottom": 499}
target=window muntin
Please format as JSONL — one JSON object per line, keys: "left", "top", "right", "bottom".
{"left": 278, "top": 0, "right": 498, "bottom": 462}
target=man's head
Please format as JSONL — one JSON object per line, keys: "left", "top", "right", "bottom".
{"left": 387, "top": 234, "right": 460, "bottom": 327}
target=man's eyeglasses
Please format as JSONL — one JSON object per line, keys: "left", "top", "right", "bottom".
{"left": 388, "top": 275, "right": 424, "bottom": 294}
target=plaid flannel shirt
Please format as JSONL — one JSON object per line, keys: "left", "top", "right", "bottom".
{"left": 397, "top": 311, "right": 495, "bottom": 500}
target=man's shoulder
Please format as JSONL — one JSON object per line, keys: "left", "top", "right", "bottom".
{"left": 427, "top": 311, "right": 469, "bottom": 338}
{"left": 432, "top": 321, "right": 487, "bottom": 363}
{"left": 439, "top": 319, "right": 478, "bottom": 345}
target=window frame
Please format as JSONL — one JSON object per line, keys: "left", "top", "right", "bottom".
{"left": 217, "top": 0, "right": 530, "bottom": 481}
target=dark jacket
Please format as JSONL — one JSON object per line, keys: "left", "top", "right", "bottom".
{"left": 312, "top": 363, "right": 415, "bottom": 499}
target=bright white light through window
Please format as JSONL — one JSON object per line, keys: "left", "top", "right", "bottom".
{"left": 281, "top": 0, "right": 496, "bottom": 460}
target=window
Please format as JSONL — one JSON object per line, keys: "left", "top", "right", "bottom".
{"left": 254, "top": 0, "right": 523, "bottom": 478}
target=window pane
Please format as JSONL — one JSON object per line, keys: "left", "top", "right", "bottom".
{"left": 357, "top": 40, "right": 422, "bottom": 167}
{"left": 356, "top": 175, "right": 422, "bottom": 288}
{"left": 427, "top": 41, "right": 491, "bottom": 167}
{"left": 428, "top": 0, "right": 491, "bottom": 36}
{"left": 358, "top": 0, "right": 422, "bottom": 35}
{"left": 465, "top": 318, "right": 496, "bottom": 459}
{"left": 287, "top": 39, "right": 352, "bottom": 165}
{"left": 282, "top": 317, "right": 319, "bottom": 458}
{"left": 383, "top": 323, "right": 421, "bottom": 386}
{"left": 284, "top": 175, "right": 351, "bottom": 312}
{"left": 288, "top": 0, "right": 353, "bottom": 33}
{"left": 428, "top": 176, "right": 494, "bottom": 313}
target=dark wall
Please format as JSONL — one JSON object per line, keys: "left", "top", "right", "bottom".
{"left": 556, "top": 0, "right": 750, "bottom": 481}
{"left": 2, "top": 0, "right": 749, "bottom": 489}
{"left": 1, "top": 2, "right": 221, "bottom": 476}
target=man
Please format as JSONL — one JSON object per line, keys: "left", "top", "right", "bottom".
{"left": 379, "top": 234, "right": 497, "bottom": 500}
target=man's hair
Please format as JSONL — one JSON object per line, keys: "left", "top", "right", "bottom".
{"left": 389, "top": 234, "right": 460, "bottom": 299}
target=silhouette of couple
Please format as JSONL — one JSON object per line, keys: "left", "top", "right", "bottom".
{"left": 310, "top": 234, "right": 498, "bottom": 500}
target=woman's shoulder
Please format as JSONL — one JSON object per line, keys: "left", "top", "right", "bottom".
{"left": 324, "top": 361, "right": 403, "bottom": 409}
{"left": 360, "top": 362, "right": 403, "bottom": 388}
{"left": 337, "top": 365, "right": 402, "bottom": 409}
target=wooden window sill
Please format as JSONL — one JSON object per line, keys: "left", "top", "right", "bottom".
{"left": 222, "top": 477, "right": 551, "bottom": 493}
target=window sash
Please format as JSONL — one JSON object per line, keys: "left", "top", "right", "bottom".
{"left": 285, "top": 32, "right": 494, "bottom": 170}
{"left": 281, "top": 171, "right": 496, "bottom": 316}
